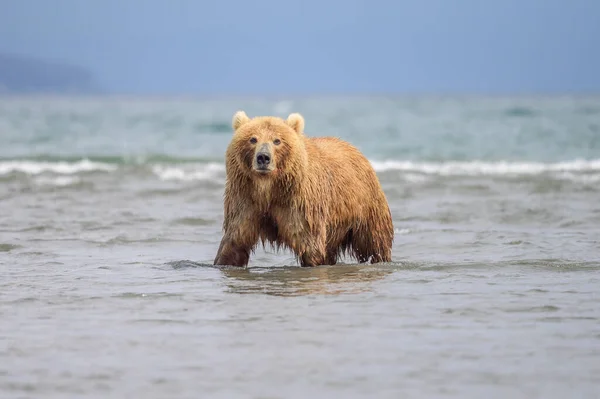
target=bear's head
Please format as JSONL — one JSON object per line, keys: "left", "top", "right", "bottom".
{"left": 227, "top": 110, "right": 308, "bottom": 180}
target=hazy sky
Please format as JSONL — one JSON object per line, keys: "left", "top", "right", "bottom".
{"left": 1, "top": 0, "right": 598, "bottom": 94}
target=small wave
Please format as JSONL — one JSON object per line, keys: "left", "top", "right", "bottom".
{"left": 171, "top": 217, "right": 214, "bottom": 226}
{"left": 0, "top": 159, "right": 117, "bottom": 175}
{"left": 400, "top": 173, "right": 430, "bottom": 183}
{"left": 151, "top": 163, "right": 225, "bottom": 182}
{"left": 0, "top": 154, "right": 221, "bottom": 166}
{"left": 34, "top": 176, "right": 82, "bottom": 187}
{"left": 370, "top": 159, "right": 600, "bottom": 176}
{"left": 3, "top": 157, "right": 600, "bottom": 182}
{"left": 554, "top": 172, "right": 600, "bottom": 184}
{"left": 192, "top": 122, "right": 231, "bottom": 133}
{"left": 0, "top": 243, "right": 20, "bottom": 252}
{"left": 504, "top": 106, "right": 538, "bottom": 117}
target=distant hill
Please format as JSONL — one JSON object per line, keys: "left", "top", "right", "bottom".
{"left": 0, "top": 53, "right": 100, "bottom": 94}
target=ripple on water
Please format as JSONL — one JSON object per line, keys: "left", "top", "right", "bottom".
{"left": 504, "top": 106, "right": 538, "bottom": 117}
{"left": 539, "top": 316, "right": 599, "bottom": 323}
{"left": 170, "top": 217, "right": 214, "bottom": 226}
{"left": 0, "top": 243, "right": 20, "bottom": 252}
{"left": 442, "top": 308, "right": 491, "bottom": 316}
{"left": 503, "top": 305, "right": 560, "bottom": 313}
{"left": 166, "top": 260, "right": 219, "bottom": 269}
{"left": 113, "top": 292, "right": 184, "bottom": 299}
{"left": 508, "top": 259, "right": 600, "bottom": 271}
{"left": 131, "top": 319, "right": 191, "bottom": 325}
{"left": 15, "top": 225, "right": 62, "bottom": 233}
{"left": 216, "top": 264, "right": 400, "bottom": 297}
{"left": 98, "top": 235, "right": 198, "bottom": 246}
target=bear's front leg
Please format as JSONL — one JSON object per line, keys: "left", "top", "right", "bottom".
{"left": 214, "top": 215, "right": 259, "bottom": 267}
{"left": 300, "top": 251, "right": 326, "bottom": 267}
{"left": 213, "top": 237, "right": 252, "bottom": 267}
{"left": 298, "top": 226, "right": 327, "bottom": 267}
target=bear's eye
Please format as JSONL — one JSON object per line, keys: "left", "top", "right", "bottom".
{"left": 273, "top": 139, "right": 281, "bottom": 145}
{"left": 249, "top": 137, "right": 257, "bottom": 144}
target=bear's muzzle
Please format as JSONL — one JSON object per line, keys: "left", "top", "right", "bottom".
{"left": 254, "top": 143, "right": 274, "bottom": 173}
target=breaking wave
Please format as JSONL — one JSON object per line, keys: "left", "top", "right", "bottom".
{"left": 0, "top": 159, "right": 117, "bottom": 175}
{"left": 152, "top": 163, "right": 225, "bottom": 182}
{"left": 370, "top": 159, "right": 600, "bottom": 176}
{"left": 1, "top": 157, "right": 599, "bottom": 182}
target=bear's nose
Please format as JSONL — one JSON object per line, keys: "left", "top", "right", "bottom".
{"left": 256, "top": 152, "right": 271, "bottom": 166}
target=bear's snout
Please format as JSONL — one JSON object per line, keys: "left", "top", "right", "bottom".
{"left": 256, "top": 152, "right": 271, "bottom": 167}
{"left": 254, "top": 143, "right": 274, "bottom": 172}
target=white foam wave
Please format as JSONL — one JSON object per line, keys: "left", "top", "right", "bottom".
{"left": 3, "top": 158, "right": 599, "bottom": 183}
{"left": 151, "top": 163, "right": 225, "bottom": 182}
{"left": 370, "top": 159, "right": 600, "bottom": 176}
{"left": 34, "top": 176, "right": 82, "bottom": 187}
{"left": 401, "top": 173, "right": 430, "bottom": 183}
{"left": 555, "top": 172, "right": 600, "bottom": 184}
{"left": 0, "top": 159, "right": 117, "bottom": 175}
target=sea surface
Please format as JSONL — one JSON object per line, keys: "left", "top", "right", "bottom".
{"left": 1, "top": 95, "right": 599, "bottom": 398}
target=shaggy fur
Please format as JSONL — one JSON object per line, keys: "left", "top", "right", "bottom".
{"left": 213, "top": 111, "right": 394, "bottom": 267}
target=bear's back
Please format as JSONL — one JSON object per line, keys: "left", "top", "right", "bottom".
{"left": 304, "top": 135, "right": 381, "bottom": 197}
{"left": 306, "top": 136, "right": 371, "bottom": 169}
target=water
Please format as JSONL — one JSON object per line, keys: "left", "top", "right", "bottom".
{"left": 1, "top": 95, "right": 600, "bottom": 398}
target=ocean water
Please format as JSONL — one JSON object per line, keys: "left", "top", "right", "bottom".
{"left": 1, "top": 95, "right": 600, "bottom": 398}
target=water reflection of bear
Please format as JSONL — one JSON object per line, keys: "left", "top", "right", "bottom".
{"left": 221, "top": 264, "right": 397, "bottom": 297}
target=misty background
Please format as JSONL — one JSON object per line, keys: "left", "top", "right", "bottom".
{"left": 0, "top": 0, "right": 599, "bottom": 95}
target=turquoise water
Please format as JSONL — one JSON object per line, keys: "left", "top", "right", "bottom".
{"left": 2, "top": 95, "right": 600, "bottom": 162}
{"left": 1, "top": 95, "right": 599, "bottom": 398}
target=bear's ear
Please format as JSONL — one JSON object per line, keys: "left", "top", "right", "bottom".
{"left": 286, "top": 113, "right": 305, "bottom": 134}
{"left": 232, "top": 110, "right": 250, "bottom": 131}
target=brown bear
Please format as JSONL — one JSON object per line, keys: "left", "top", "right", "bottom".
{"left": 213, "top": 111, "right": 394, "bottom": 267}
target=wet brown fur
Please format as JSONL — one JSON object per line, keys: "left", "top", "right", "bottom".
{"left": 213, "top": 111, "right": 394, "bottom": 267}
